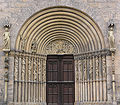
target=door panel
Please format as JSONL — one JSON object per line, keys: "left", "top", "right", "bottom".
{"left": 47, "top": 60, "right": 59, "bottom": 81}
{"left": 47, "top": 84, "right": 59, "bottom": 105}
{"left": 62, "top": 84, "right": 74, "bottom": 105}
{"left": 47, "top": 55, "right": 75, "bottom": 105}
{"left": 62, "top": 60, "right": 74, "bottom": 81}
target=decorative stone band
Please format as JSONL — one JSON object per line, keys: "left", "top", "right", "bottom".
{"left": 74, "top": 49, "right": 111, "bottom": 60}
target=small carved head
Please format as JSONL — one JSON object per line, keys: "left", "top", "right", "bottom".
{"left": 4, "top": 24, "right": 10, "bottom": 31}
{"left": 108, "top": 23, "right": 114, "bottom": 31}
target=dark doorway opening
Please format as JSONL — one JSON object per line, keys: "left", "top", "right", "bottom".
{"left": 46, "top": 55, "right": 75, "bottom": 105}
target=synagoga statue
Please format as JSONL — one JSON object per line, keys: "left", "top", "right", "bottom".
{"left": 3, "top": 25, "right": 10, "bottom": 51}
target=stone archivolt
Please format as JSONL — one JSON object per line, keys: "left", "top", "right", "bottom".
{"left": 15, "top": 6, "right": 105, "bottom": 54}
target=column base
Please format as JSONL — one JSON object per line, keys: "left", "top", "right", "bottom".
{"left": 7, "top": 102, "right": 47, "bottom": 105}
{"left": 41, "top": 102, "right": 47, "bottom": 105}
{"left": 74, "top": 101, "right": 114, "bottom": 105}
{"left": 7, "top": 101, "right": 118, "bottom": 105}
{"left": 113, "top": 101, "right": 117, "bottom": 105}
{"left": 74, "top": 101, "right": 80, "bottom": 105}
{"left": 0, "top": 102, "right": 7, "bottom": 105}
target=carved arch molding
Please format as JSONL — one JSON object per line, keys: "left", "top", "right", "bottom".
{"left": 11, "top": 6, "right": 111, "bottom": 105}
{"left": 15, "top": 6, "right": 105, "bottom": 53}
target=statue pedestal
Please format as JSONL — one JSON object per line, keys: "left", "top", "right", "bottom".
{"left": 3, "top": 49, "right": 10, "bottom": 52}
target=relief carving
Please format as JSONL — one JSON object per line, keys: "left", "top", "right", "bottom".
{"left": 14, "top": 56, "right": 19, "bottom": 81}
{"left": 28, "top": 57, "right": 32, "bottom": 81}
{"left": 75, "top": 60, "right": 79, "bottom": 82}
{"left": 83, "top": 59, "right": 87, "bottom": 80}
{"left": 45, "top": 40, "right": 75, "bottom": 54}
{"left": 42, "top": 59, "right": 46, "bottom": 82}
{"left": 96, "top": 56, "right": 99, "bottom": 79}
{"left": 21, "top": 57, "right": 26, "bottom": 81}
{"left": 33, "top": 59, "right": 37, "bottom": 81}
{"left": 20, "top": 36, "right": 27, "bottom": 52}
{"left": 78, "top": 60, "right": 82, "bottom": 81}
{"left": 102, "top": 56, "right": 106, "bottom": 78}
{"left": 38, "top": 59, "right": 42, "bottom": 82}
{"left": 89, "top": 58, "right": 93, "bottom": 80}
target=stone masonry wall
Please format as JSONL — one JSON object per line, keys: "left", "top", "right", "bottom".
{"left": 0, "top": 0, "right": 120, "bottom": 104}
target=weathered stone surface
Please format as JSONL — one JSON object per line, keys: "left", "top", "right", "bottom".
{"left": 0, "top": 0, "right": 120, "bottom": 104}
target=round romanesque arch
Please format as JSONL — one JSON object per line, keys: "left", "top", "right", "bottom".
{"left": 12, "top": 6, "right": 111, "bottom": 105}
{"left": 15, "top": 6, "right": 105, "bottom": 54}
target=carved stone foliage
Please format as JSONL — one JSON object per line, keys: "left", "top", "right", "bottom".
{"left": 45, "top": 40, "right": 75, "bottom": 54}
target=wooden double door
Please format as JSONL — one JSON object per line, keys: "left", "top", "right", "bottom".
{"left": 46, "top": 55, "right": 75, "bottom": 105}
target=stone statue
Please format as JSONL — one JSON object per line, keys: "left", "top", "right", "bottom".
{"left": 4, "top": 71, "right": 9, "bottom": 81}
{"left": 21, "top": 38, "right": 27, "bottom": 52}
{"left": 108, "top": 24, "right": 115, "bottom": 51}
{"left": 3, "top": 25, "right": 10, "bottom": 51}
{"left": 31, "top": 39, "right": 37, "bottom": 53}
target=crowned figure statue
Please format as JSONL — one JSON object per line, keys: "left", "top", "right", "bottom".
{"left": 3, "top": 25, "right": 10, "bottom": 51}
{"left": 108, "top": 23, "right": 116, "bottom": 51}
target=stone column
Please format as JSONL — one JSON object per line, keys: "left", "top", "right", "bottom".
{"left": 106, "top": 56, "right": 112, "bottom": 102}
{"left": 3, "top": 51, "right": 9, "bottom": 103}
{"left": 3, "top": 24, "right": 11, "bottom": 103}
{"left": 42, "top": 57, "right": 47, "bottom": 105}
{"left": 111, "top": 52, "right": 117, "bottom": 105}
{"left": 74, "top": 59, "right": 79, "bottom": 105}
{"left": 108, "top": 23, "right": 117, "bottom": 105}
